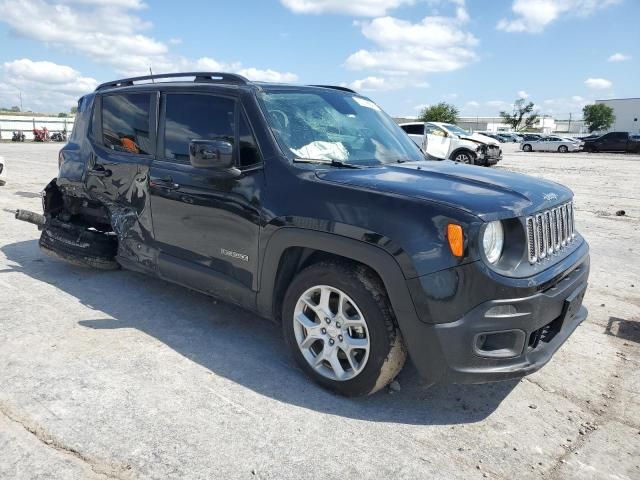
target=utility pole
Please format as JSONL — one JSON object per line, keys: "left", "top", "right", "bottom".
{"left": 567, "top": 112, "right": 572, "bottom": 133}
{"left": 19, "top": 91, "right": 23, "bottom": 112}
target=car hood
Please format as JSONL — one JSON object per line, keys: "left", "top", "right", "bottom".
{"left": 315, "top": 160, "right": 573, "bottom": 221}
{"left": 459, "top": 133, "right": 500, "bottom": 146}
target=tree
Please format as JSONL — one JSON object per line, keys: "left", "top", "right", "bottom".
{"left": 418, "top": 102, "right": 459, "bottom": 124}
{"left": 582, "top": 103, "right": 615, "bottom": 133}
{"left": 58, "top": 112, "right": 68, "bottom": 118}
{"left": 499, "top": 99, "right": 539, "bottom": 131}
{"left": 70, "top": 106, "right": 78, "bottom": 115}
{"left": 10, "top": 106, "right": 20, "bottom": 112}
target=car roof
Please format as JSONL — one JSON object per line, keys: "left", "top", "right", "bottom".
{"left": 93, "top": 71, "right": 358, "bottom": 97}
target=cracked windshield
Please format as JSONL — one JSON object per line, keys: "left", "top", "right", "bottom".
{"left": 260, "top": 90, "right": 425, "bottom": 166}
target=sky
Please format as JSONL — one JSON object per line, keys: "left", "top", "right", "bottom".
{"left": 0, "top": 0, "right": 637, "bottom": 118}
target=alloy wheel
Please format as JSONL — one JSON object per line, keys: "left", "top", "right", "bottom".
{"left": 292, "top": 285, "right": 370, "bottom": 381}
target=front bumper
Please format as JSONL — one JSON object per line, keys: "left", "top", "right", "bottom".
{"left": 478, "top": 145, "right": 502, "bottom": 165}
{"left": 404, "top": 243, "right": 590, "bottom": 384}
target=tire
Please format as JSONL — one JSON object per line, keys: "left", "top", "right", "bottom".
{"left": 451, "top": 150, "right": 475, "bottom": 165}
{"left": 558, "top": 145, "right": 568, "bottom": 153}
{"left": 523, "top": 144, "right": 533, "bottom": 152}
{"left": 282, "top": 260, "right": 406, "bottom": 397}
{"left": 39, "top": 221, "right": 119, "bottom": 270}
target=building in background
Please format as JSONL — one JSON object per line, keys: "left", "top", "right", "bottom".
{"left": 596, "top": 98, "right": 640, "bottom": 133}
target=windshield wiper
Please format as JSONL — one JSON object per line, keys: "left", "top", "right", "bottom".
{"left": 294, "top": 158, "right": 364, "bottom": 169}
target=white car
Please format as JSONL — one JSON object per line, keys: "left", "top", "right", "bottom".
{"left": 399, "top": 121, "right": 502, "bottom": 166}
{"left": 0, "top": 156, "right": 6, "bottom": 186}
{"left": 521, "top": 135, "right": 582, "bottom": 153}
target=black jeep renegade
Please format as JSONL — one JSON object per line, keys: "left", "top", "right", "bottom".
{"left": 27, "top": 72, "right": 590, "bottom": 396}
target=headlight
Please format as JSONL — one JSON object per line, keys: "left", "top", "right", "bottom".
{"left": 482, "top": 221, "right": 504, "bottom": 263}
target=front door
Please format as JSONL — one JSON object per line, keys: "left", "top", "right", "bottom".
{"left": 149, "top": 92, "right": 264, "bottom": 302}
{"left": 424, "top": 123, "right": 451, "bottom": 159}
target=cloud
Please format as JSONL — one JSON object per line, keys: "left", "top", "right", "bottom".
{"left": 345, "top": 3, "right": 477, "bottom": 75}
{"left": 486, "top": 100, "right": 512, "bottom": 110}
{"left": 0, "top": 0, "right": 298, "bottom": 82}
{"left": 497, "top": 0, "right": 620, "bottom": 33}
{"left": 541, "top": 95, "right": 591, "bottom": 114}
{"left": 346, "top": 76, "right": 428, "bottom": 91}
{"left": 465, "top": 100, "right": 479, "bottom": 108}
{"left": 584, "top": 78, "right": 612, "bottom": 90}
{"left": 517, "top": 90, "right": 529, "bottom": 99}
{"left": 608, "top": 52, "right": 630, "bottom": 62}
{"left": 280, "top": 0, "right": 415, "bottom": 17}
{"left": 0, "top": 58, "right": 98, "bottom": 112}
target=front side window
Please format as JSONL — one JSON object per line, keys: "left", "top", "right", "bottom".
{"left": 164, "top": 94, "right": 235, "bottom": 163}
{"left": 426, "top": 124, "right": 447, "bottom": 137}
{"left": 258, "top": 89, "right": 423, "bottom": 165}
{"left": 102, "top": 94, "right": 152, "bottom": 154}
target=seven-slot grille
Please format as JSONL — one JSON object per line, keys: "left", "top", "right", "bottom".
{"left": 526, "top": 201, "right": 575, "bottom": 264}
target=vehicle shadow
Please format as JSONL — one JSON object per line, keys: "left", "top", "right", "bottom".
{"left": 1, "top": 239, "right": 518, "bottom": 426}
{"left": 605, "top": 316, "right": 640, "bottom": 344}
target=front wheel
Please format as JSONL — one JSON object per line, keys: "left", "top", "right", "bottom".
{"left": 523, "top": 144, "right": 533, "bottom": 152}
{"left": 452, "top": 150, "right": 475, "bottom": 165}
{"left": 558, "top": 145, "right": 568, "bottom": 153}
{"left": 282, "top": 261, "right": 406, "bottom": 396}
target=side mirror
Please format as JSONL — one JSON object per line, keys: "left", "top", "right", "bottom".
{"left": 189, "top": 139, "right": 234, "bottom": 170}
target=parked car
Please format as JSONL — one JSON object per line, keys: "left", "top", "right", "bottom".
{"left": 582, "top": 131, "right": 640, "bottom": 153}
{"left": 496, "top": 133, "right": 521, "bottom": 143}
{"left": 520, "top": 133, "right": 543, "bottom": 142}
{"left": 521, "top": 135, "right": 582, "bottom": 153}
{"left": 16, "top": 72, "right": 590, "bottom": 396}
{"left": 478, "top": 132, "right": 506, "bottom": 143}
{"left": 0, "top": 156, "right": 5, "bottom": 185}
{"left": 400, "top": 121, "right": 502, "bottom": 166}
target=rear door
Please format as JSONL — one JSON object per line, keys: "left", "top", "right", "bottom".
{"left": 424, "top": 123, "right": 451, "bottom": 159}
{"left": 149, "top": 91, "right": 264, "bottom": 303}
{"left": 400, "top": 123, "right": 424, "bottom": 146}
{"left": 86, "top": 91, "right": 157, "bottom": 263}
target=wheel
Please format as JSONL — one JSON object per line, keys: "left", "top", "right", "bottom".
{"left": 523, "top": 144, "right": 533, "bottom": 152}
{"left": 39, "top": 220, "right": 119, "bottom": 270}
{"left": 558, "top": 145, "right": 568, "bottom": 153}
{"left": 282, "top": 261, "right": 406, "bottom": 396}
{"left": 452, "top": 150, "right": 475, "bottom": 165}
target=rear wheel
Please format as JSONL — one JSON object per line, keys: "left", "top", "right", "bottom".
{"left": 558, "top": 145, "right": 568, "bottom": 153}
{"left": 523, "top": 144, "right": 533, "bottom": 152}
{"left": 282, "top": 261, "right": 406, "bottom": 396}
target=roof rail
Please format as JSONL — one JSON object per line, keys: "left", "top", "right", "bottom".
{"left": 309, "top": 85, "right": 357, "bottom": 94}
{"left": 95, "top": 72, "right": 250, "bottom": 91}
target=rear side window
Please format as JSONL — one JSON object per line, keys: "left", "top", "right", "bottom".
{"left": 102, "top": 94, "right": 152, "bottom": 155}
{"left": 401, "top": 124, "right": 424, "bottom": 135}
{"left": 164, "top": 94, "right": 235, "bottom": 163}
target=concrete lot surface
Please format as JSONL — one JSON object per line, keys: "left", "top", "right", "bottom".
{"left": 0, "top": 143, "right": 638, "bottom": 479}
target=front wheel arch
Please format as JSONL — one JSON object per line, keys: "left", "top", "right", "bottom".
{"left": 449, "top": 148, "right": 476, "bottom": 164}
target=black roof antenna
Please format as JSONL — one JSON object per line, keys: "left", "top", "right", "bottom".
{"left": 149, "top": 67, "right": 154, "bottom": 83}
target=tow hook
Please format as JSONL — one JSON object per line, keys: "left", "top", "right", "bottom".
{"left": 14, "top": 209, "right": 45, "bottom": 228}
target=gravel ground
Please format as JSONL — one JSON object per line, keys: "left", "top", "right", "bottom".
{"left": 0, "top": 143, "right": 638, "bottom": 480}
